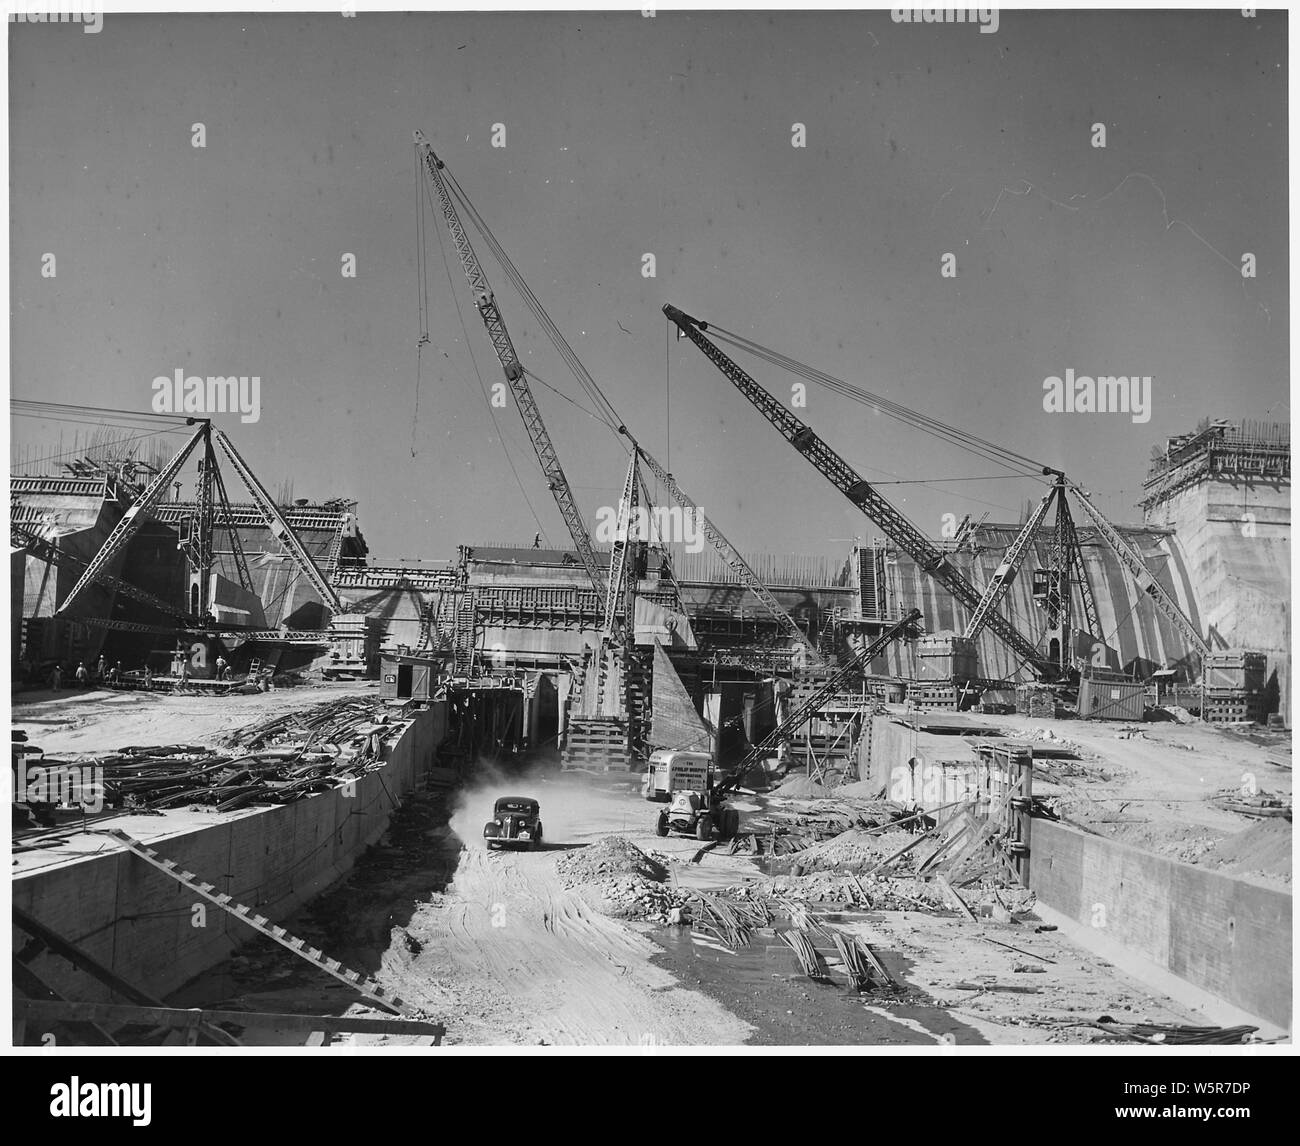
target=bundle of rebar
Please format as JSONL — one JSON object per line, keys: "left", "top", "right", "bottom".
{"left": 831, "top": 932, "right": 873, "bottom": 991}
{"left": 689, "top": 890, "right": 772, "bottom": 950}
{"left": 1089, "top": 1020, "right": 1259, "bottom": 1045}
{"left": 778, "top": 929, "right": 829, "bottom": 980}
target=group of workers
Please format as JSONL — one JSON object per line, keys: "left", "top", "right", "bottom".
{"left": 41, "top": 652, "right": 246, "bottom": 692}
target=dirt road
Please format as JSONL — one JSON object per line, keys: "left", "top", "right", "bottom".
{"left": 391, "top": 838, "right": 752, "bottom": 1046}
{"left": 14, "top": 687, "right": 1246, "bottom": 1046}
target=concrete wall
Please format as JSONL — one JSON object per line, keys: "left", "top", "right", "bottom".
{"left": 1145, "top": 476, "right": 1290, "bottom": 716}
{"left": 1030, "top": 818, "right": 1292, "bottom": 1030}
{"left": 862, "top": 715, "right": 983, "bottom": 807}
{"left": 14, "top": 702, "right": 444, "bottom": 1003}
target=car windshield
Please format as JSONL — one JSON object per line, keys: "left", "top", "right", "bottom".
{"left": 496, "top": 799, "right": 537, "bottom": 814}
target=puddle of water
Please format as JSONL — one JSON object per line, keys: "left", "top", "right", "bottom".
{"left": 650, "top": 925, "right": 989, "bottom": 1046}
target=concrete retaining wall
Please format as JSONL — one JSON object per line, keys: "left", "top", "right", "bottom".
{"left": 14, "top": 701, "right": 445, "bottom": 1003}
{"left": 1030, "top": 818, "right": 1292, "bottom": 1030}
{"left": 862, "top": 715, "right": 983, "bottom": 807}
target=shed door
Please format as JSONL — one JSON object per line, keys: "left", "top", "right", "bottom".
{"left": 411, "top": 663, "right": 431, "bottom": 699}
{"left": 397, "top": 663, "right": 413, "bottom": 698}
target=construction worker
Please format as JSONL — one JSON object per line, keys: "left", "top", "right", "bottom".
{"left": 178, "top": 659, "right": 190, "bottom": 692}
{"left": 76, "top": 662, "right": 89, "bottom": 688}
{"left": 143, "top": 665, "right": 153, "bottom": 689}
{"left": 110, "top": 661, "right": 122, "bottom": 684}
{"left": 96, "top": 655, "right": 107, "bottom": 681}
{"left": 215, "top": 655, "right": 228, "bottom": 681}
{"left": 50, "top": 664, "right": 62, "bottom": 692}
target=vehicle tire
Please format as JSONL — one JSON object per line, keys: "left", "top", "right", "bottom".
{"left": 696, "top": 815, "right": 713, "bottom": 841}
{"left": 715, "top": 808, "right": 732, "bottom": 841}
{"left": 655, "top": 812, "right": 670, "bottom": 837}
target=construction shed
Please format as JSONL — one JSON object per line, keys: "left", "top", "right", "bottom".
{"left": 379, "top": 652, "right": 447, "bottom": 702}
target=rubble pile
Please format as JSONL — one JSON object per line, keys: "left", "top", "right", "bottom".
{"left": 763, "top": 828, "right": 912, "bottom": 875}
{"left": 770, "top": 775, "right": 831, "bottom": 799}
{"left": 767, "top": 870, "right": 949, "bottom": 910}
{"left": 555, "top": 836, "right": 688, "bottom": 921}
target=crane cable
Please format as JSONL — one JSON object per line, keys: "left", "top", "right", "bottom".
{"left": 413, "top": 143, "right": 431, "bottom": 457}
{"left": 442, "top": 168, "right": 626, "bottom": 436}
{"left": 701, "top": 322, "right": 1050, "bottom": 479}
{"left": 419, "top": 161, "right": 551, "bottom": 544}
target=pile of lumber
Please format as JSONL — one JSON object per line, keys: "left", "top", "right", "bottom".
{"left": 72, "top": 700, "right": 398, "bottom": 813}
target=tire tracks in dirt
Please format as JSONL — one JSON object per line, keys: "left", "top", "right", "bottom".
{"left": 402, "top": 841, "right": 753, "bottom": 1046}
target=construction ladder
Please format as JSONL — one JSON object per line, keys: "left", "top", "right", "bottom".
{"left": 103, "top": 829, "right": 414, "bottom": 1017}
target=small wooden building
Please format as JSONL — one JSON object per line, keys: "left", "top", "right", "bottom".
{"left": 379, "top": 653, "right": 449, "bottom": 702}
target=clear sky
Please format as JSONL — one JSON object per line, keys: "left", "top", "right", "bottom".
{"left": 9, "top": 8, "right": 1288, "bottom": 564}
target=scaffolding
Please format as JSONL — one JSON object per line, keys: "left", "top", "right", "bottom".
{"left": 1142, "top": 419, "right": 1290, "bottom": 509}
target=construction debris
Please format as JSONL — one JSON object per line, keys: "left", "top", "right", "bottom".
{"left": 36, "top": 699, "right": 400, "bottom": 815}
{"left": 555, "top": 836, "right": 689, "bottom": 921}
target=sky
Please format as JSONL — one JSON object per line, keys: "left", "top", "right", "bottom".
{"left": 9, "top": 8, "right": 1289, "bottom": 565}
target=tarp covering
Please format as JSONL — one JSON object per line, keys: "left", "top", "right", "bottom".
{"left": 648, "top": 640, "right": 711, "bottom": 751}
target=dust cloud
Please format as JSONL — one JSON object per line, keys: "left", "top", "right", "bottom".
{"left": 447, "top": 764, "right": 646, "bottom": 852}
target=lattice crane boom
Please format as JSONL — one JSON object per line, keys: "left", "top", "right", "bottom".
{"left": 53, "top": 421, "right": 210, "bottom": 617}
{"left": 1067, "top": 484, "right": 1212, "bottom": 660}
{"left": 211, "top": 429, "right": 343, "bottom": 615}
{"left": 663, "top": 304, "right": 1049, "bottom": 677}
{"left": 963, "top": 470, "right": 1061, "bottom": 643}
{"left": 13, "top": 521, "right": 197, "bottom": 622}
{"left": 603, "top": 452, "right": 639, "bottom": 638}
{"left": 415, "top": 130, "right": 605, "bottom": 599}
{"left": 623, "top": 430, "right": 823, "bottom": 666}
{"left": 717, "top": 608, "right": 922, "bottom": 797}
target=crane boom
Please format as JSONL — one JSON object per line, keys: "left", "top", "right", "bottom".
{"left": 622, "top": 431, "right": 823, "bottom": 666}
{"left": 54, "top": 421, "right": 210, "bottom": 616}
{"left": 603, "top": 452, "right": 639, "bottom": 638}
{"left": 13, "top": 521, "right": 198, "bottom": 622}
{"left": 415, "top": 131, "right": 605, "bottom": 598}
{"left": 963, "top": 471, "right": 1061, "bottom": 643}
{"left": 211, "top": 429, "right": 344, "bottom": 615}
{"left": 717, "top": 608, "right": 922, "bottom": 797}
{"left": 663, "top": 304, "right": 1048, "bottom": 677}
{"left": 1066, "top": 484, "right": 1212, "bottom": 660}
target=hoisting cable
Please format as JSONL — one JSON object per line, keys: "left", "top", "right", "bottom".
{"left": 442, "top": 169, "right": 626, "bottom": 436}
{"left": 701, "top": 322, "right": 1049, "bottom": 478}
{"left": 412, "top": 141, "right": 432, "bottom": 457}
{"left": 420, "top": 171, "right": 551, "bottom": 542}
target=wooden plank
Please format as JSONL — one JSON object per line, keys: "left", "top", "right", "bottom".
{"left": 982, "top": 936, "right": 1055, "bottom": 964}
{"left": 14, "top": 1000, "right": 445, "bottom": 1041}
{"left": 13, "top": 907, "right": 240, "bottom": 1047}
{"left": 864, "top": 829, "right": 934, "bottom": 875}
{"left": 934, "top": 875, "right": 977, "bottom": 922}
{"left": 12, "top": 961, "right": 120, "bottom": 1046}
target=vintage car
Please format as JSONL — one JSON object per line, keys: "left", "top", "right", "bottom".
{"left": 483, "top": 796, "right": 544, "bottom": 850}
